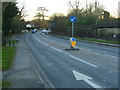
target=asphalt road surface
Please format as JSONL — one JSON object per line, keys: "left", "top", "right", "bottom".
{"left": 23, "top": 31, "right": 119, "bottom": 89}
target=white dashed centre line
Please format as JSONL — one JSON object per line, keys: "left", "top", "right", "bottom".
{"left": 36, "top": 37, "right": 98, "bottom": 68}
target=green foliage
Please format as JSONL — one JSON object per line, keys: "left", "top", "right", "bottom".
{"left": 2, "top": 2, "right": 26, "bottom": 36}
{"left": 1, "top": 81, "right": 11, "bottom": 88}
{"left": 2, "top": 2, "right": 19, "bottom": 36}
{"left": 49, "top": 1, "right": 115, "bottom": 39}
{"left": 103, "top": 11, "right": 110, "bottom": 20}
{"left": 2, "top": 46, "right": 16, "bottom": 71}
{"left": 82, "top": 38, "right": 120, "bottom": 44}
{"left": 11, "top": 15, "right": 26, "bottom": 34}
{"left": 49, "top": 13, "right": 67, "bottom": 35}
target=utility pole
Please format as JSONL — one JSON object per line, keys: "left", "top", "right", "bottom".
{"left": 95, "top": 0, "right": 98, "bottom": 39}
{"left": 86, "top": 0, "right": 88, "bottom": 14}
{"left": 0, "top": 1, "right": 2, "bottom": 47}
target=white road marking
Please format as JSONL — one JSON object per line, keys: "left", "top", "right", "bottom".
{"left": 38, "top": 40, "right": 41, "bottom": 42}
{"left": 35, "top": 37, "right": 117, "bottom": 68}
{"left": 73, "top": 70, "right": 101, "bottom": 88}
{"left": 51, "top": 47, "right": 62, "bottom": 52}
{"left": 109, "top": 71, "right": 113, "bottom": 73}
{"left": 43, "top": 42, "right": 49, "bottom": 46}
{"left": 35, "top": 37, "right": 98, "bottom": 67}
{"left": 78, "top": 47, "right": 117, "bottom": 59}
{"left": 103, "top": 54, "right": 118, "bottom": 58}
{"left": 44, "top": 35, "right": 50, "bottom": 37}
{"left": 69, "top": 55, "right": 98, "bottom": 67}
{"left": 55, "top": 48, "right": 62, "bottom": 52}
{"left": 35, "top": 70, "right": 44, "bottom": 84}
{"left": 51, "top": 46, "right": 57, "bottom": 50}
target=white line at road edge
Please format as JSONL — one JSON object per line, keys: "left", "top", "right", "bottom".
{"left": 23, "top": 41, "right": 54, "bottom": 88}
{"left": 43, "top": 42, "right": 49, "bottom": 46}
{"left": 36, "top": 37, "right": 98, "bottom": 68}
{"left": 35, "top": 69, "right": 44, "bottom": 84}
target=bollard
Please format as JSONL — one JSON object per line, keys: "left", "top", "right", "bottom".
{"left": 65, "top": 37, "right": 79, "bottom": 50}
{"left": 70, "top": 37, "right": 76, "bottom": 49}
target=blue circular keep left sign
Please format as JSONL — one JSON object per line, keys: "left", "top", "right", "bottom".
{"left": 70, "top": 16, "right": 77, "bottom": 22}
{"left": 72, "top": 38, "right": 76, "bottom": 41}
{"left": 70, "top": 37, "right": 76, "bottom": 41}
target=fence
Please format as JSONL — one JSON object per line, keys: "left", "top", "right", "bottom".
{"left": 2, "top": 39, "right": 17, "bottom": 46}
{"left": 67, "top": 25, "right": 96, "bottom": 38}
{"left": 67, "top": 25, "right": 119, "bottom": 41}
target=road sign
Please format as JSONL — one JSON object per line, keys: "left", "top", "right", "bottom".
{"left": 64, "top": 16, "right": 79, "bottom": 50}
{"left": 70, "top": 16, "right": 77, "bottom": 22}
{"left": 70, "top": 37, "right": 76, "bottom": 41}
{"left": 72, "top": 38, "right": 76, "bottom": 41}
{"left": 70, "top": 16, "right": 77, "bottom": 37}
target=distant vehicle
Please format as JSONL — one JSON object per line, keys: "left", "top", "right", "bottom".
{"left": 42, "top": 29, "right": 52, "bottom": 34}
{"left": 32, "top": 30, "right": 36, "bottom": 33}
{"left": 34, "top": 29, "right": 38, "bottom": 32}
{"left": 22, "top": 29, "right": 28, "bottom": 33}
{"left": 47, "top": 30, "right": 52, "bottom": 33}
{"left": 42, "top": 29, "right": 47, "bottom": 33}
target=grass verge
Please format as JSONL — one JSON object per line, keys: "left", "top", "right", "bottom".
{"left": 2, "top": 46, "right": 16, "bottom": 71}
{"left": 0, "top": 48, "right": 1, "bottom": 70}
{"left": 79, "top": 38, "right": 120, "bottom": 44}
{"left": 0, "top": 81, "right": 11, "bottom": 88}
{"left": 1, "top": 46, "right": 16, "bottom": 88}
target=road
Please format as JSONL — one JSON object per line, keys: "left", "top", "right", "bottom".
{"left": 23, "top": 31, "right": 118, "bottom": 89}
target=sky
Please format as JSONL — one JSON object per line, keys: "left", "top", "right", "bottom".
{"left": 17, "top": 0, "right": 119, "bottom": 21}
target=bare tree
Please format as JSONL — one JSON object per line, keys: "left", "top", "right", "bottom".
{"left": 68, "top": 0, "right": 80, "bottom": 15}
{"left": 37, "top": 7, "right": 48, "bottom": 21}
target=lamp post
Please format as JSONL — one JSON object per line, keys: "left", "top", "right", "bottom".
{"left": 0, "top": 1, "right": 2, "bottom": 47}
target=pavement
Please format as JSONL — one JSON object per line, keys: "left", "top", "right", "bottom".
{"left": 2, "top": 35, "right": 44, "bottom": 88}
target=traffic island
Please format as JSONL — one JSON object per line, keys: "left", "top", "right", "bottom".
{"left": 65, "top": 47, "right": 80, "bottom": 51}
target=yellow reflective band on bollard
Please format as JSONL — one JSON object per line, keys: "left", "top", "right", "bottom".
{"left": 71, "top": 41, "right": 76, "bottom": 47}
